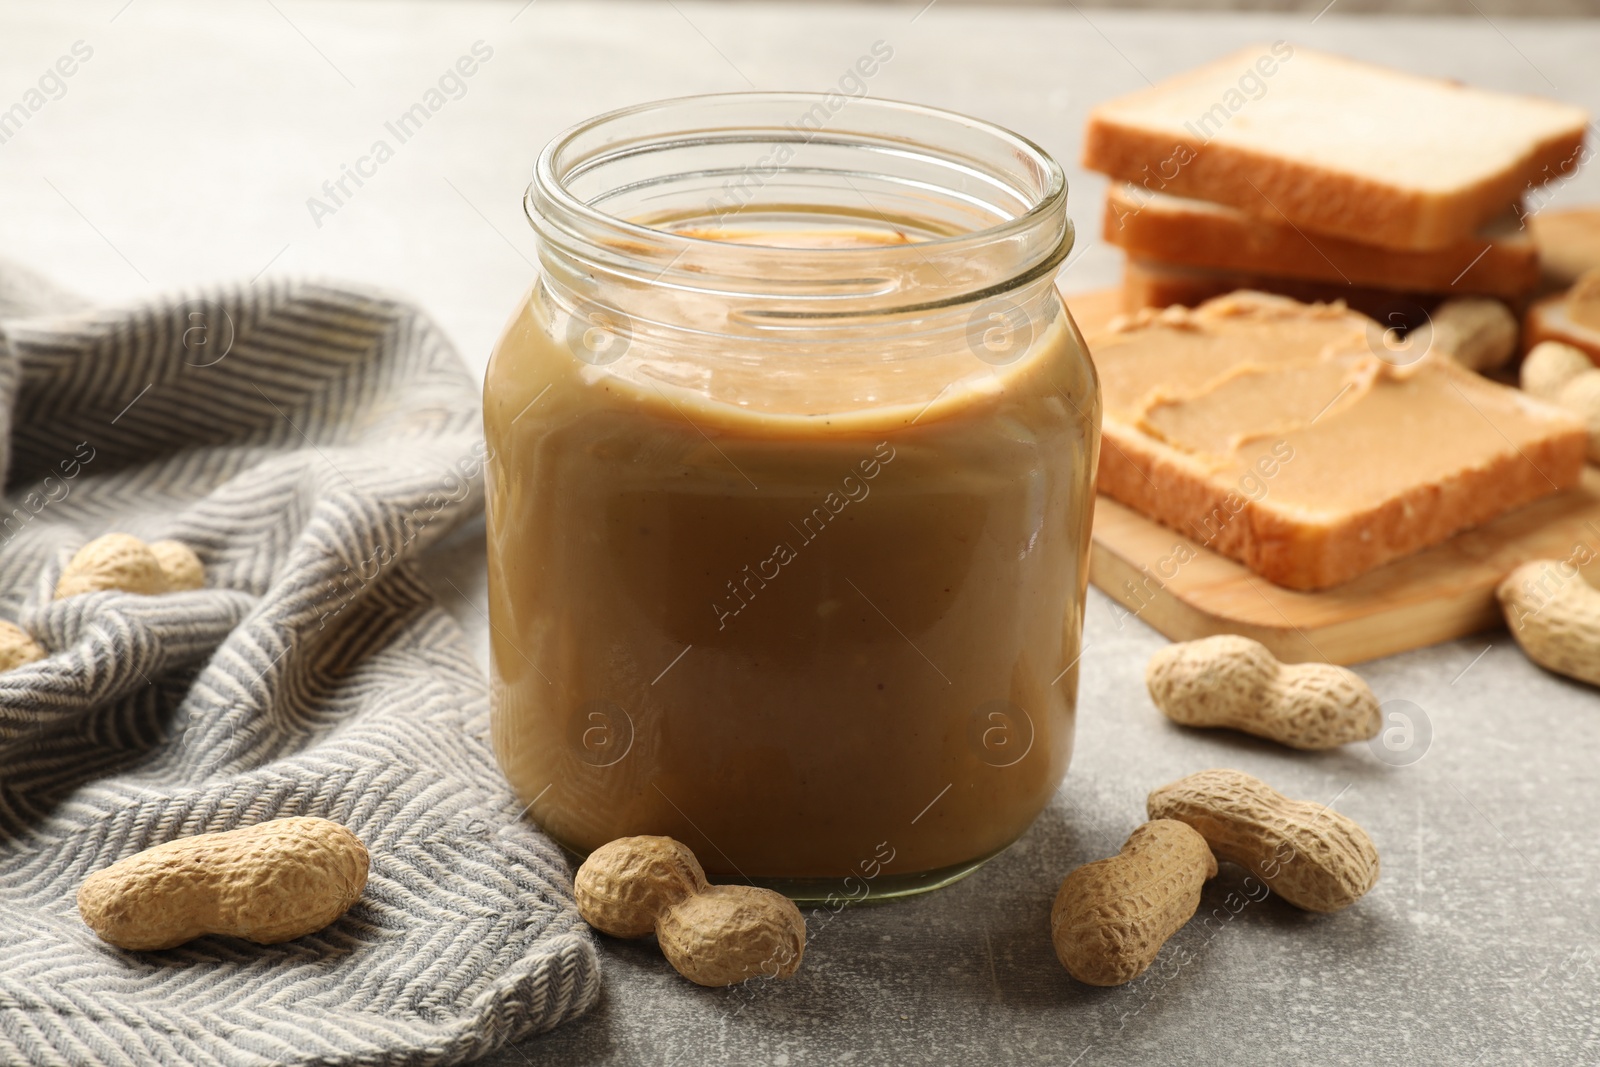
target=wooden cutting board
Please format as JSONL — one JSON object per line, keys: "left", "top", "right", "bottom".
{"left": 1088, "top": 483, "right": 1600, "bottom": 666}
{"left": 1063, "top": 286, "right": 1599, "bottom": 665}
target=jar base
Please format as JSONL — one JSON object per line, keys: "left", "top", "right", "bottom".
{"left": 555, "top": 832, "right": 1008, "bottom": 906}
{"left": 745, "top": 849, "right": 1001, "bottom": 905}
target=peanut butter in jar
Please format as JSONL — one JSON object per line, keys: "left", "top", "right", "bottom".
{"left": 486, "top": 95, "right": 1099, "bottom": 900}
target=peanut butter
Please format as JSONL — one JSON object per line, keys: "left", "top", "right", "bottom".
{"left": 484, "top": 227, "right": 1098, "bottom": 888}
{"left": 1091, "top": 293, "right": 1586, "bottom": 588}
{"left": 1099, "top": 294, "right": 1579, "bottom": 518}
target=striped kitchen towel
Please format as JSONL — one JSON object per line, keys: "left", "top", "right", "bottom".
{"left": 0, "top": 263, "right": 599, "bottom": 1066}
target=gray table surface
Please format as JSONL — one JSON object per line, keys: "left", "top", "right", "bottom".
{"left": 5, "top": 2, "right": 1600, "bottom": 1064}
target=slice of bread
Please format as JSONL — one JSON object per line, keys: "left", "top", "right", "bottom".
{"left": 1525, "top": 267, "right": 1600, "bottom": 361}
{"left": 1083, "top": 46, "right": 1589, "bottom": 251}
{"left": 1122, "top": 258, "right": 1444, "bottom": 326}
{"left": 1105, "top": 185, "right": 1538, "bottom": 299}
{"left": 1089, "top": 291, "right": 1586, "bottom": 590}
{"left": 1529, "top": 206, "right": 1600, "bottom": 291}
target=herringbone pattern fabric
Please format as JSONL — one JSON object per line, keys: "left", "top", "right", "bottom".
{"left": 0, "top": 264, "right": 600, "bottom": 1066}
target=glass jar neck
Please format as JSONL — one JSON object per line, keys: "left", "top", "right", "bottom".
{"left": 525, "top": 93, "right": 1072, "bottom": 343}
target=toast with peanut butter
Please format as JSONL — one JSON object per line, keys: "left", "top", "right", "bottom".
{"left": 1090, "top": 292, "right": 1587, "bottom": 590}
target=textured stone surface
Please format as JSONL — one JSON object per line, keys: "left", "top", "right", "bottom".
{"left": 5, "top": 2, "right": 1600, "bottom": 1062}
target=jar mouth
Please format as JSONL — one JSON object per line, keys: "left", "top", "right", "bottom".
{"left": 527, "top": 92, "right": 1072, "bottom": 319}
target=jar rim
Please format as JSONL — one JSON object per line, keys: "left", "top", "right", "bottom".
{"left": 531, "top": 91, "right": 1067, "bottom": 255}
{"left": 525, "top": 92, "right": 1073, "bottom": 317}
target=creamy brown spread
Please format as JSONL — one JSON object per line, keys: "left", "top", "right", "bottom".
{"left": 485, "top": 226, "right": 1098, "bottom": 884}
{"left": 1093, "top": 292, "right": 1579, "bottom": 522}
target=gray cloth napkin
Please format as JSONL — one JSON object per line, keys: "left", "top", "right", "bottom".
{"left": 0, "top": 264, "right": 600, "bottom": 1066}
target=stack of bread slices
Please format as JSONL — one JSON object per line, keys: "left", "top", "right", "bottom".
{"left": 1083, "top": 45, "right": 1590, "bottom": 321}
{"left": 1075, "top": 47, "right": 1600, "bottom": 592}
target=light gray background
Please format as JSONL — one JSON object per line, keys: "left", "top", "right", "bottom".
{"left": 3, "top": 3, "right": 1599, "bottom": 1064}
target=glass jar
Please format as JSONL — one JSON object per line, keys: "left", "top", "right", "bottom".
{"left": 485, "top": 93, "right": 1099, "bottom": 901}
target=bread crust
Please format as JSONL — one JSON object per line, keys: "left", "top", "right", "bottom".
{"left": 1120, "top": 259, "right": 1445, "bottom": 323}
{"left": 1103, "top": 186, "right": 1538, "bottom": 299}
